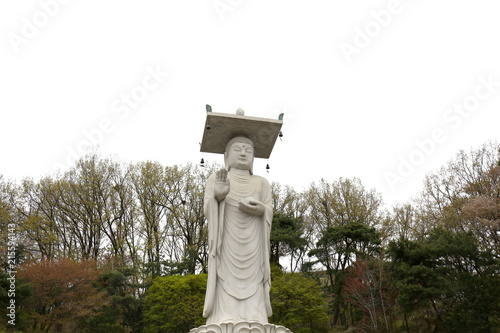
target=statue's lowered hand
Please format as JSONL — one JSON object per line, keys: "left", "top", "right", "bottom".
{"left": 238, "top": 197, "right": 265, "bottom": 216}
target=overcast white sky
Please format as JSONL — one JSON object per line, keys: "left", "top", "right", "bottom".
{"left": 1, "top": 0, "right": 499, "bottom": 207}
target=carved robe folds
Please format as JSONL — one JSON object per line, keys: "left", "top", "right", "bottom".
{"left": 203, "top": 172, "right": 273, "bottom": 324}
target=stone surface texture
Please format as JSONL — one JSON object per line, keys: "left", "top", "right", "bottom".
{"left": 200, "top": 111, "right": 283, "bottom": 159}
{"left": 203, "top": 139, "right": 272, "bottom": 323}
{"left": 194, "top": 111, "right": 291, "bottom": 333}
{"left": 190, "top": 322, "right": 291, "bottom": 333}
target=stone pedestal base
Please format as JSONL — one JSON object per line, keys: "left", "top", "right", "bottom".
{"left": 190, "top": 322, "right": 292, "bottom": 333}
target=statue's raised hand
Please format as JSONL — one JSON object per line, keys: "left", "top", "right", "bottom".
{"left": 214, "top": 168, "right": 230, "bottom": 202}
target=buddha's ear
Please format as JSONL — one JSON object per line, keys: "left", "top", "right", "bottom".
{"left": 224, "top": 152, "right": 230, "bottom": 171}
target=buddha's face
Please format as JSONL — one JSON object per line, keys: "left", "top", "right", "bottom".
{"left": 226, "top": 141, "right": 254, "bottom": 171}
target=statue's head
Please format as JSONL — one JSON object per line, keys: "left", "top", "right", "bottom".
{"left": 224, "top": 136, "right": 254, "bottom": 175}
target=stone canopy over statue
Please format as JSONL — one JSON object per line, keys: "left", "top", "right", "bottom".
{"left": 190, "top": 108, "right": 291, "bottom": 333}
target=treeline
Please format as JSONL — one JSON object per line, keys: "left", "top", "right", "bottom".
{"left": 1, "top": 141, "right": 499, "bottom": 332}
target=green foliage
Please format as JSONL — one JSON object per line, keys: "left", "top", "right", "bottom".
{"left": 270, "top": 213, "right": 307, "bottom": 268}
{"left": 162, "top": 247, "right": 199, "bottom": 276}
{"left": 1, "top": 142, "right": 498, "bottom": 331}
{"left": 142, "top": 274, "right": 207, "bottom": 333}
{"left": 309, "top": 222, "right": 381, "bottom": 271}
{"left": 270, "top": 266, "right": 330, "bottom": 333}
{"left": 388, "top": 228, "right": 500, "bottom": 332}
{"left": 0, "top": 270, "right": 33, "bottom": 331}
{"left": 87, "top": 268, "right": 144, "bottom": 333}
{"left": 308, "top": 221, "right": 382, "bottom": 325}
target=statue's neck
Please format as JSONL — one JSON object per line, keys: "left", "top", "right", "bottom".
{"left": 229, "top": 168, "right": 251, "bottom": 176}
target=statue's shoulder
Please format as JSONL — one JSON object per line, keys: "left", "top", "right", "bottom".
{"left": 252, "top": 175, "right": 270, "bottom": 188}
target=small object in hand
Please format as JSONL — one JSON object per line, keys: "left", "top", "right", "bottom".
{"left": 240, "top": 197, "right": 255, "bottom": 205}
